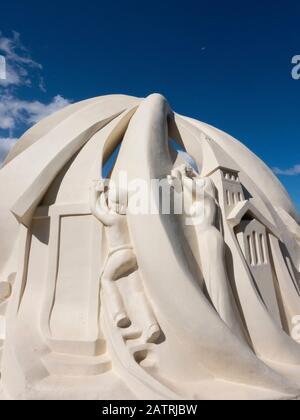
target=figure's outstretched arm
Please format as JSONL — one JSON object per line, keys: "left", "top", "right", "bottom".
{"left": 90, "top": 183, "right": 116, "bottom": 226}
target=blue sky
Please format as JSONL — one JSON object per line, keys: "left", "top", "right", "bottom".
{"left": 0, "top": 0, "right": 299, "bottom": 211}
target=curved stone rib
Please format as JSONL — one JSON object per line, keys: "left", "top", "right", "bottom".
{"left": 110, "top": 93, "right": 298, "bottom": 396}
{"left": 0, "top": 96, "right": 140, "bottom": 281}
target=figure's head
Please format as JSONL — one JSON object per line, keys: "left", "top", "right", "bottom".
{"left": 184, "top": 164, "right": 196, "bottom": 178}
{"left": 172, "top": 164, "right": 192, "bottom": 179}
{"left": 177, "top": 163, "right": 196, "bottom": 179}
{"left": 95, "top": 179, "right": 107, "bottom": 193}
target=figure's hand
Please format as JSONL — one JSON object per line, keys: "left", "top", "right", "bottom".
{"left": 171, "top": 166, "right": 183, "bottom": 180}
{"left": 167, "top": 164, "right": 184, "bottom": 187}
{"left": 91, "top": 179, "right": 106, "bottom": 193}
{"left": 96, "top": 179, "right": 106, "bottom": 192}
{"left": 167, "top": 174, "right": 175, "bottom": 186}
{"left": 170, "top": 164, "right": 196, "bottom": 182}
{"left": 178, "top": 164, "right": 197, "bottom": 179}
{"left": 185, "top": 165, "right": 197, "bottom": 178}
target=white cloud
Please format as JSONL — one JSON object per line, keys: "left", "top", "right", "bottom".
{"left": 0, "top": 31, "right": 72, "bottom": 165}
{"left": 22, "top": 95, "right": 71, "bottom": 123}
{"left": 273, "top": 165, "right": 300, "bottom": 176}
{"left": 0, "top": 31, "right": 42, "bottom": 88}
{"left": 0, "top": 55, "right": 6, "bottom": 80}
{"left": 0, "top": 137, "right": 18, "bottom": 165}
{"left": 0, "top": 94, "right": 71, "bottom": 131}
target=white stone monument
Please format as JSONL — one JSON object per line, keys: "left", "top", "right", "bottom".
{"left": 0, "top": 94, "right": 300, "bottom": 400}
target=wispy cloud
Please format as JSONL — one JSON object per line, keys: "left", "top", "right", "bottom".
{"left": 0, "top": 31, "right": 42, "bottom": 89}
{"left": 0, "top": 94, "right": 70, "bottom": 131}
{"left": 273, "top": 165, "right": 300, "bottom": 176}
{"left": 0, "top": 137, "right": 18, "bottom": 166}
{"left": 0, "top": 31, "right": 71, "bottom": 164}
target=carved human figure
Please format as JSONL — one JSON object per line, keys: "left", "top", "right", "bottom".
{"left": 169, "top": 165, "right": 245, "bottom": 341}
{"left": 90, "top": 181, "right": 161, "bottom": 343}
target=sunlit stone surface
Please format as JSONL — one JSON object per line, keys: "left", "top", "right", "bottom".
{"left": 0, "top": 94, "right": 299, "bottom": 400}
